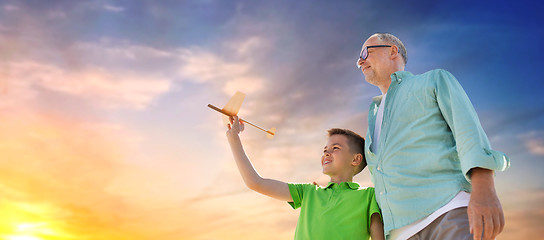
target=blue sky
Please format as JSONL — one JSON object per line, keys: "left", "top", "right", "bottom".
{"left": 0, "top": 0, "right": 543, "bottom": 239}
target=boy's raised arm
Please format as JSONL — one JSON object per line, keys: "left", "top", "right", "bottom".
{"left": 227, "top": 116, "right": 292, "bottom": 202}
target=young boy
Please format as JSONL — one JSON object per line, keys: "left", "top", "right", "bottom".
{"left": 226, "top": 116, "right": 384, "bottom": 240}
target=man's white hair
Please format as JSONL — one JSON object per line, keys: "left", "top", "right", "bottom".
{"left": 372, "top": 33, "right": 408, "bottom": 65}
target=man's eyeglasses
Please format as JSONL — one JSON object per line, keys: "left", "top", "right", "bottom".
{"left": 357, "top": 45, "right": 392, "bottom": 68}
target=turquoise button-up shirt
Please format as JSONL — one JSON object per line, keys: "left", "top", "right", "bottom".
{"left": 364, "top": 69, "right": 510, "bottom": 235}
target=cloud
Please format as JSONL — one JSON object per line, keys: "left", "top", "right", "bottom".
{"left": 177, "top": 44, "right": 266, "bottom": 95}
{"left": 103, "top": 4, "right": 124, "bottom": 13}
{"left": 76, "top": 36, "right": 270, "bottom": 97}
{"left": 46, "top": 10, "right": 66, "bottom": 19}
{"left": 0, "top": 23, "right": 272, "bottom": 109}
{"left": 519, "top": 131, "right": 544, "bottom": 156}
{"left": 2, "top": 4, "right": 19, "bottom": 12}
{"left": 3, "top": 60, "right": 171, "bottom": 110}
{"left": 0, "top": 18, "right": 177, "bottom": 110}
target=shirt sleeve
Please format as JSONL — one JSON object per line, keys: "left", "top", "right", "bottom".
{"left": 434, "top": 69, "right": 510, "bottom": 181}
{"left": 287, "top": 183, "right": 311, "bottom": 209}
{"left": 366, "top": 187, "right": 382, "bottom": 230}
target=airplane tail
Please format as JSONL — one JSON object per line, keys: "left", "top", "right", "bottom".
{"left": 266, "top": 127, "right": 276, "bottom": 139}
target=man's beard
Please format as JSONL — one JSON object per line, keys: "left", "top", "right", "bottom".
{"left": 364, "top": 70, "right": 379, "bottom": 86}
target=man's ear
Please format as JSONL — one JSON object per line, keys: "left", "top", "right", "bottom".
{"left": 390, "top": 45, "right": 399, "bottom": 59}
{"left": 352, "top": 153, "right": 363, "bottom": 166}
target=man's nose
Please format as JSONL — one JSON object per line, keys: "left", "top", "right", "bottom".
{"left": 357, "top": 57, "right": 365, "bottom": 68}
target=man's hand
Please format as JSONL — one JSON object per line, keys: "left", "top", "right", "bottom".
{"left": 468, "top": 168, "right": 504, "bottom": 240}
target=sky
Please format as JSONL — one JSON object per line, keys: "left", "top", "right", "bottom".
{"left": 0, "top": 0, "right": 543, "bottom": 239}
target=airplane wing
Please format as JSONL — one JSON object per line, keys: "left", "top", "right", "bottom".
{"left": 221, "top": 91, "right": 245, "bottom": 126}
{"left": 223, "top": 91, "right": 245, "bottom": 115}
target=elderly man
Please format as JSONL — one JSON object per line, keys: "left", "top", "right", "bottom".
{"left": 357, "top": 33, "right": 510, "bottom": 240}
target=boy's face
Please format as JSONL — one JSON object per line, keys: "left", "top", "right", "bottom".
{"left": 322, "top": 134, "right": 358, "bottom": 176}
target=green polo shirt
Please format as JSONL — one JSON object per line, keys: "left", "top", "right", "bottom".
{"left": 287, "top": 182, "right": 380, "bottom": 240}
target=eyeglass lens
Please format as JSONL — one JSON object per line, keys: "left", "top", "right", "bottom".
{"left": 361, "top": 48, "right": 368, "bottom": 60}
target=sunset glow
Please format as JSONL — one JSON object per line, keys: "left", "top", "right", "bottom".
{"left": 5, "top": 235, "right": 43, "bottom": 240}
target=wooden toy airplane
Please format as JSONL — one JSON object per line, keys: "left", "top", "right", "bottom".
{"left": 208, "top": 91, "right": 276, "bottom": 139}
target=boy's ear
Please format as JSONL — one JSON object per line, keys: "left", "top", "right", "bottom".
{"left": 352, "top": 153, "right": 363, "bottom": 166}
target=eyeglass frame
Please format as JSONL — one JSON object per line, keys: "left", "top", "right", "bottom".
{"left": 357, "top": 45, "right": 392, "bottom": 68}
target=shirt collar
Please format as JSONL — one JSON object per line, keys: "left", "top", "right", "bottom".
{"left": 325, "top": 182, "right": 360, "bottom": 190}
{"left": 372, "top": 95, "right": 383, "bottom": 104}
{"left": 372, "top": 71, "right": 414, "bottom": 104}
{"left": 390, "top": 71, "right": 414, "bottom": 83}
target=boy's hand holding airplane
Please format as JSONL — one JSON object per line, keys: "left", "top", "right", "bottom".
{"left": 227, "top": 116, "right": 245, "bottom": 136}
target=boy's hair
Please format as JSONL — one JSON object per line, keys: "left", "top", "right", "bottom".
{"left": 327, "top": 128, "right": 367, "bottom": 175}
